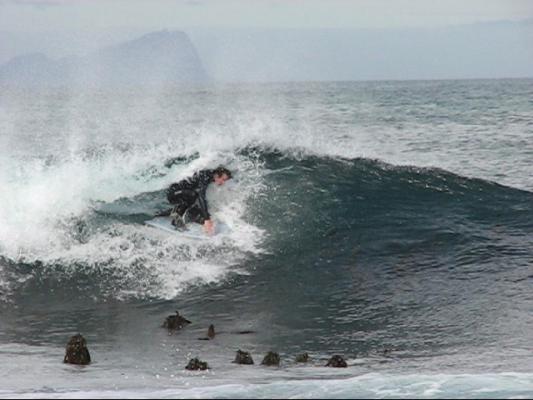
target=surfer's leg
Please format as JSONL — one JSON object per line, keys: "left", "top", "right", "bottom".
{"left": 182, "top": 196, "right": 208, "bottom": 225}
{"left": 167, "top": 190, "right": 196, "bottom": 213}
{"left": 182, "top": 205, "right": 206, "bottom": 225}
{"left": 155, "top": 192, "right": 189, "bottom": 218}
{"left": 167, "top": 190, "right": 198, "bottom": 228}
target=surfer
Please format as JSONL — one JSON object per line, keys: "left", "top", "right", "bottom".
{"left": 162, "top": 166, "right": 232, "bottom": 234}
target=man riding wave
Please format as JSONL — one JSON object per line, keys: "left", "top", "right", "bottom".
{"left": 161, "top": 166, "right": 232, "bottom": 235}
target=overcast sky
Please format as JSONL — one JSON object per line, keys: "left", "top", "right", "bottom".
{"left": 1, "top": 0, "right": 532, "bottom": 81}
{"left": 1, "top": 0, "right": 532, "bottom": 32}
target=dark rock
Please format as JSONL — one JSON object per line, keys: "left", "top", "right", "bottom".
{"left": 325, "top": 355, "right": 347, "bottom": 368}
{"left": 162, "top": 311, "right": 191, "bottom": 333}
{"left": 185, "top": 358, "right": 209, "bottom": 371}
{"left": 197, "top": 324, "right": 216, "bottom": 341}
{"left": 233, "top": 350, "right": 254, "bottom": 365}
{"left": 235, "top": 330, "right": 256, "bottom": 334}
{"left": 295, "top": 352, "right": 310, "bottom": 363}
{"left": 63, "top": 334, "right": 91, "bottom": 365}
{"left": 261, "top": 351, "right": 280, "bottom": 366}
{"left": 207, "top": 324, "right": 215, "bottom": 339}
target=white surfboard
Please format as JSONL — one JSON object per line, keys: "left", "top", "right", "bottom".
{"left": 145, "top": 216, "right": 230, "bottom": 240}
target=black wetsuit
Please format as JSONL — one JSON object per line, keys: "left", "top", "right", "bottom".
{"left": 166, "top": 169, "right": 215, "bottom": 224}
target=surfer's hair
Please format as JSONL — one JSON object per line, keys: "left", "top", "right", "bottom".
{"left": 214, "top": 166, "right": 232, "bottom": 179}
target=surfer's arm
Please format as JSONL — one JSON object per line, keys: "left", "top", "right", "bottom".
{"left": 196, "top": 170, "right": 215, "bottom": 222}
{"left": 197, "top": 185, "right": 211, "bottom": 221}
{"left": 198, "top": 184, "right": 214, "bottom": 235}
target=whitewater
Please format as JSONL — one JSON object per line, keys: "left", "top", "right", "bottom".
{"left": 0, "top": 79, "right": 532, "bottom": 398}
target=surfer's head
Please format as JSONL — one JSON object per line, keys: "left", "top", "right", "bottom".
{"left": 213, "top": 166, "right": 232, "bottom": 186}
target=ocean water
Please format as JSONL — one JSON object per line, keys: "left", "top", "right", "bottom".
{"left": 0, "top": 79, "right": 532, "bottom": 398}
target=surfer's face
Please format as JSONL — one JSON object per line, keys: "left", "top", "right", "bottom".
{"left": 214, "top": 173, "right": 230, "bottom": 186}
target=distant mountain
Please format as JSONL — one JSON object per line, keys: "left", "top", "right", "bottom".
{"left": 0, "top": 53, "right": 67, "bottom": 85}
{"left": 0, "top": 30, "right": 209, "bottom": 86}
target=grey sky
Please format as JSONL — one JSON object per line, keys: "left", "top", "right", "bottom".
{"left": 1, "top": 0, "right": 532, "bottom": 81}
{"left": 1, "top": 0, "right": 532, "bottom": 32}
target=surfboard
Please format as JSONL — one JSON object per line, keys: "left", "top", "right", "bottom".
{"left": 145, "top": 216, "right": 230, "bottom": 240}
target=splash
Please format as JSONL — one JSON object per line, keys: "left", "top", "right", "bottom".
{"left": 0, "top": 139, "right": 265, "bottom": 299}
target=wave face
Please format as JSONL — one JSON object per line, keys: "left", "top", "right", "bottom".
{"left": 0, "top": 80, "right": 532, "bottom": 397}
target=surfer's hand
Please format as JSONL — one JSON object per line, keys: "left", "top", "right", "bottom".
{"left": 203, "top": 219, "right": 215, "bottom": 235}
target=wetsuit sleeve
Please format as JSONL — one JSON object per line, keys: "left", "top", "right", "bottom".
{"left": 197, "top": 171, "right": 213, "bottom": 220}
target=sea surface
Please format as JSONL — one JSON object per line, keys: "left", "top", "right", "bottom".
{"left": 0, "top": 79, "right": 532, "bottom": 398}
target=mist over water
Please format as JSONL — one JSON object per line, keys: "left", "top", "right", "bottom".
{"left": 0, "top": 79, "right": 532, "bottom": 398}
